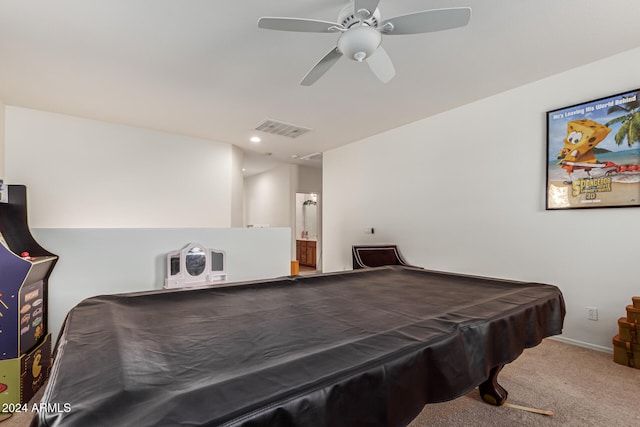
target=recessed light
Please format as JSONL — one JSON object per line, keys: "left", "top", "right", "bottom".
{"left": 250, "top": 136, "right": 261, "bottom": 143}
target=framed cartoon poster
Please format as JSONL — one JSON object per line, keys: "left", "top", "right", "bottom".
{"left": 546, "top": 88, "right": 640, "bottom": 209}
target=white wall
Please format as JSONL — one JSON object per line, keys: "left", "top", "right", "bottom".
{"left": 1, "top": 108, "right": 293, "bottom": 343}
{"left": 0, "top": 100, "right": 4, "bottom": 178}
{"left": 32, "top": 227, "right": 291, "bottom": 342}
{"left": 244, "top": 165, "right": 322, "bottom": 230}
{"left": 297, "top": 165, "right": 322, "bottom": 194}
{"left": 4, "top": 106, "right": 232, "bottom": 228}
{"left": 245, "top": 164, "right": 296, "bottom": 259}
{"left": 323, "top": 47, "right": 640, "bottom": 351}
{"left": 244, "top": 164, "right": 322, "bottom": 261}
{"left": 230, "top": 145, "right": 244, "bottom": 227}
{"left": 245, "top": 164, "right": 295, "bottom": 228}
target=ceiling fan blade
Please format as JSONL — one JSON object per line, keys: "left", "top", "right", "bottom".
{"left": 366, "top": 47, "right": 395, "bottom": 84}
{"left": 354, "top": 0, "right": 380, "bottom": 17}
{"left": 300, "top": 47, "right": 343, "bottom": 86}
{"left": 258, "top": 17, "right": 343, "bottom": 33}
{"left": 380, "top": 7, "right": 471, "bottom": 35}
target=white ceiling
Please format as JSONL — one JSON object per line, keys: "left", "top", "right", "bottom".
{"left": 1, "top": 1, "right": 640, "bottom": 176}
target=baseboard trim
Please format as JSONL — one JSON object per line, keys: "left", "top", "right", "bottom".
{"left": 549, "top": 335, "right": 613, "bottom": 354}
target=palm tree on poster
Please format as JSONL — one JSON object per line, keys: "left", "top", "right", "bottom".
{"left": 605, "top": 91, "right": 640, "bottom": 147}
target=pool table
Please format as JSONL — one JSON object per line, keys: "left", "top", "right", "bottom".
{"left": 32, "top": 266, "right": 565, "bottom": 426}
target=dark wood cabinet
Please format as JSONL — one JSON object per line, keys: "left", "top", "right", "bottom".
{"left": 296, "top": 240, "right": 316, "bottom": 268}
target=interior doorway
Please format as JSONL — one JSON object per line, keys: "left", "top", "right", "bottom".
{"left": 295, "top": 192, "right": 320, "bottom": 274}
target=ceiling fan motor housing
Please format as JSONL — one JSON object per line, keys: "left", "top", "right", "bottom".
{"left": 338, "top": 3, "right": 381, "bottom": 28}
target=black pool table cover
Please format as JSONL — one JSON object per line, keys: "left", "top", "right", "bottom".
{"left": 33, "top": 266, "right": 565, "bottom": 427}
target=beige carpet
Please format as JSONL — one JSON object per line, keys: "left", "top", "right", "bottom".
{"left": 409, "top": 338, "right": 640, "bottom": 426}
{"left": 3, "top": 339, "right": 639, "bottom": 426}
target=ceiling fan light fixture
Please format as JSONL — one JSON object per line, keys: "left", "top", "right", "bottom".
{"left": 353, "top": 52, "right": 366, "bottom": 62}
{"left": 337, "top": 26, "right": 381, "bottom": 61}
{"left": 258, "top": 3, "right": 471, "bottom": 85}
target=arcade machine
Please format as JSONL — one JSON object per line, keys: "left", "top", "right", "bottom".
{"left": 0, "top": 185, "right": 57, "bottom": 412}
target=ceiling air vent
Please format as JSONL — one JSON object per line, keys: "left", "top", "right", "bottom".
{"left": 255, "top": 119, "right": 311, "bottom": 139}
{"left": 300, "top": 152, "right": 323, "bottom": 161}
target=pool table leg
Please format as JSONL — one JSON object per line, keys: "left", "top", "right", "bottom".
{"left": 479, "top": 365, "right": 508, "bottom": 406}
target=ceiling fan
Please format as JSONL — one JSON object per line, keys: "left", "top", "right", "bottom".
{"left": 258, "top": 0, "right": 471, "bottom": 86}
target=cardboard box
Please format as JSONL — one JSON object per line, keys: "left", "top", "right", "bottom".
{"left": 613, "top": 334, "right": 640, "bottom": 369}
{"left": 618, "top": 317, "right": 639, "bottom": 343}
{"left": 627, "top": 305, "right": 640, "bottom": 323}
